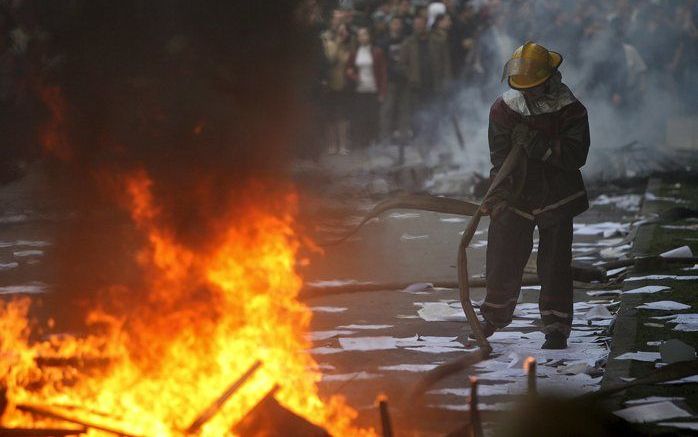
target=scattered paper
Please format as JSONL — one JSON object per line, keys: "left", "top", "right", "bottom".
{"left": 416, "top": 302, "right": 466, "bottom": 322}
{"left": 660, "top": 245, "right": 694, "bottom": 258}
{"left": 379, "top": 364, "right": 438, "bottom": 372}
{"left": 339, "top": 337, "right": 397, "bottom": 351}
{"left": 658, "top": 422, "right": 698, "bottom": 431}
{"left": 606, "top": 267, "right": 627, "bottom": 277}
{"left": 0, "top": 283, "right": 48, "bottom": 295}
{"left": 311, "top": 306, "right": 348, "bottom": 313}
{"left": 590, "top": 194, "right": 641, "bottom": 211}
{"left": 637, "top": 301, "right": 690, "bottom": 311}
{"left": 625, "top": 396, "right": 685, "bottom": 406}
{"left": 389, "top": 212, "right": 421, "bottom": 220}
{"left": 0, "top": 262, "right": 18, "bottom": 271}
{"left": 431, "top": 402, "right": 515, "bottom": 412}
{"left": 440, "top": 217, "right": 466, "bottom": 223}
{"left": 659, "top": 339, "right": 696, "bottom": 364}
{"left": 406, "top": 346, "right": 469, "bottom": 354}
{"left": 322, "top": 371, "right": 379, "bottom": 382}
{"left": 586, "top": 289, "right": 622, "bottom": 297}
{"left": 624, "top": 285, "right": 671, "bottom": 294}
{"left": 674, "top": 324, "right": 698, "bottom": 332}
{"left": 614, "top": 401, "right": 691, "bottom": 423}
{"left": 626, "top": 275, "right": 698, "bottom": 282}
{"left": 400, "top": 233, "right": 428, "bottom": 241}
{"left": 614, "top": 351, "right": 661, "bottom": 362}
{"left": 402, "top": 282, "right": 433, "bottom": 294}
{"left": 663, "top": 375, "right": 698, "bottom": 385}
{"left": 309, "top": 347, "right": 343, "bottom": 355}
{"left": 13, "top": 250, "right": 43, "bottom": 257}
{"left": 584, "top": 305, "right": 613, "bottom": 320}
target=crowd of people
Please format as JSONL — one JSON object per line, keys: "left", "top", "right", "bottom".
{"left": 304, "top": 0, "right": 698, "bottom": 158}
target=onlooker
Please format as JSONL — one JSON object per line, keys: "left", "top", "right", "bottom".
{"left": 323, "top": 23, "right": 355, "bottom": 155}
{"left": 378, "top": 16, "right": 408, "bottom": 145}
{"left": 346, "top": 26, "right": 388, "bottom": 149}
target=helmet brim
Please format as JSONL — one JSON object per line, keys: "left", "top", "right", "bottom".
{"left": 508, "top": 51, "right": 563, "bottom": 90}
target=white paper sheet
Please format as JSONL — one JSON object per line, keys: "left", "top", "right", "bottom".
{"left": 379, "top": 364, "right": 438, "bottom": 372}
{"left": 389, "top": 212, "right": 421, "bottom": 219}
{"left": 625, "top": 396, "right": 685, "bottom": 406}
{"left": 625, "top": 275, "right": 698, "bottom": 282}
{"left": 0, "top": 282, "right": 48, "bottom": 294}
{"left": 614, "top": 401, "right": 692, "bottom": 423}
{"left": 658, "top": 422, "right": 698, "bottom": 431}
{"left": 614, "top": 351, "right": 661, "bottom": 362}
{"left": 311, "top": 306, "right": 349, "bottom": 313}
{"left": 584, "top": 304, "right": 613, "bottom": 319}
{"left": 417, "top": 302, "right": 466, "bottom": 322}
{"left": 322, "top": 371, "right": 379, "bottom": 382}
{"left": 13, "top": 250, "right": 43, "bottom": 257}
{"left": 339, "top": 336, "right": 397, "bottom": 351}
{"left": 586, "top": 289, "right": 622, "bottom": 297}
{"left": 660, "top": 245, "right": 694, "bottom": 258}
{"left": 400, "top": 233, "right": 429, "bottom": 240}
{"left": 637, "top": 301, "right": 691, "bottom": 311}
{"left": 624, "top": 285, "right": 671, "bottom": 294}
{"left": 402, "top": 282, "right": 434, "bottom": 294}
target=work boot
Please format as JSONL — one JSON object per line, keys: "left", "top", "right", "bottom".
{"left": 469, "top": 320, "right": 496, "bottom": 340}
{"left": 541, "top": 332, "right": 567, "bottom": 350}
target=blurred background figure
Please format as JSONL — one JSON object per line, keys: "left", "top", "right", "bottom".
{"left": 323, "top": 22, "right": 355, "bottom": 155}
{"left": 378, "top": 16, "right": 407, "bottom": 146}
{"left": 346, "top": 26, "right": 387, "bottom": 150}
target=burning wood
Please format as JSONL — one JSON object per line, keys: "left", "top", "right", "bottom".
{"left": 16, "top": 404, "right": 140, "bottom": 437}
{"left": 377, "top": 395, "right": 393, "bottom": 437}
{"left": 233, "top": 386, "right": 330, "bottom": 437}
{"left": 0, "top": 428, "right": 86, "bottom": 436}
{"left": 186, "top": 361, "right": 262, "bottom": 434}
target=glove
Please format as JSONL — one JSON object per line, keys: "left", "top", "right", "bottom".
{"left": 482, "top": 194, "right": 508, "bottom": 221}
{"left": 511, "top": 123, "right": 553, "bottom": 161}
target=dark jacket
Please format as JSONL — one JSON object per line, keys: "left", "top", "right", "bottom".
{"left": 346, "top": 46, "right": 388, "bottom": 99}
{"left": 488, "top": 96, "right": 590, "bottom": 228}
{"left": 399, "top": 30, "right": 452, "bottom": 93}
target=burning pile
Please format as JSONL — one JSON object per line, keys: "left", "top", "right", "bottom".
{"left": 0, "top": 170, "right": 371, "bottom": 436}
{"left": 0, "top": 1, "right": 374, "bottom": 435}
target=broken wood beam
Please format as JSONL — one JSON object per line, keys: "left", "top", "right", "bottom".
{"left": 378, "top": 397, "right": 393, "bottom": 437}
{"left": 16, "top": 404, "right": 140, "bottom": 437}
{"left": 233, "top": 385, "right": 329, "bottom": 437}
{"left": 469, "top": 376, "right": 483, "bottom": 437}
{"left": 525, "top": 357, "right": 537, "bottom": 396}
{"left": 186, "top": 360, "right": 262, "bottom": 434}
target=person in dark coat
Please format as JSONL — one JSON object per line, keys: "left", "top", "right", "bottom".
{"left": 479, "top": 42, "right": 590, "bottom": 350}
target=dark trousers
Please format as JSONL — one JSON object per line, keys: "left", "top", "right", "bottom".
{"left": 482, "top": 209, "right": 574, "bottom": 338}
{"left": 352, "top": 92, "right": 380, "bottom": 148}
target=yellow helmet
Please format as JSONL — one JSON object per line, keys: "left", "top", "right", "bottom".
{"left": 502, "top": 41, "right": 563, "bottom": 90}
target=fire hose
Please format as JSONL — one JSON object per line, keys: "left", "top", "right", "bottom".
{"left": 321, "top": 144, "right": 525, "bottom": 394}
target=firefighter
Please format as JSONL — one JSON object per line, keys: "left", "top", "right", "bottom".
{"left": 479, "top": 42, "right": 590, "bottom": 349}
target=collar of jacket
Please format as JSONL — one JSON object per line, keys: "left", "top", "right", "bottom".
{"left": 502, "top": 77, "right": 577, "bottom": 116}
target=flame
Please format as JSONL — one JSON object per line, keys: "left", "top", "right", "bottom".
{"left": 0, "top": 169, "right": 374, "bottom": 436}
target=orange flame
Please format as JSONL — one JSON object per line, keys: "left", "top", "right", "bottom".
{"left": 0, "top": 169, "right": 374, "bottom": 436}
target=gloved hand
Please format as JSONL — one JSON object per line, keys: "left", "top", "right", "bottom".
{"left": 511, "top": 123, "right": 552, "bottom": 161}
{"left": 481, "top": 195, "right": 508, "bottom": 221}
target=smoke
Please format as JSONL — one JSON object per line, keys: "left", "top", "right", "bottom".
{"left": 439, "top": 0, "right": 695, "bottom": 182}
{"left": 31, "top": 0, "right": 312, "bottom": 327}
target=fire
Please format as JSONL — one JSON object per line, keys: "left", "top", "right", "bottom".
{"left": 0, "top": 170, "right": 374, "bottom": 436}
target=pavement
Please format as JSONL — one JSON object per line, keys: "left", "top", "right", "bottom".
{"left": 601, "top": 176, "right": 698, "bottom": 435}
{"left": 298, "top": 156, "right": 649, "bottom": 435}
